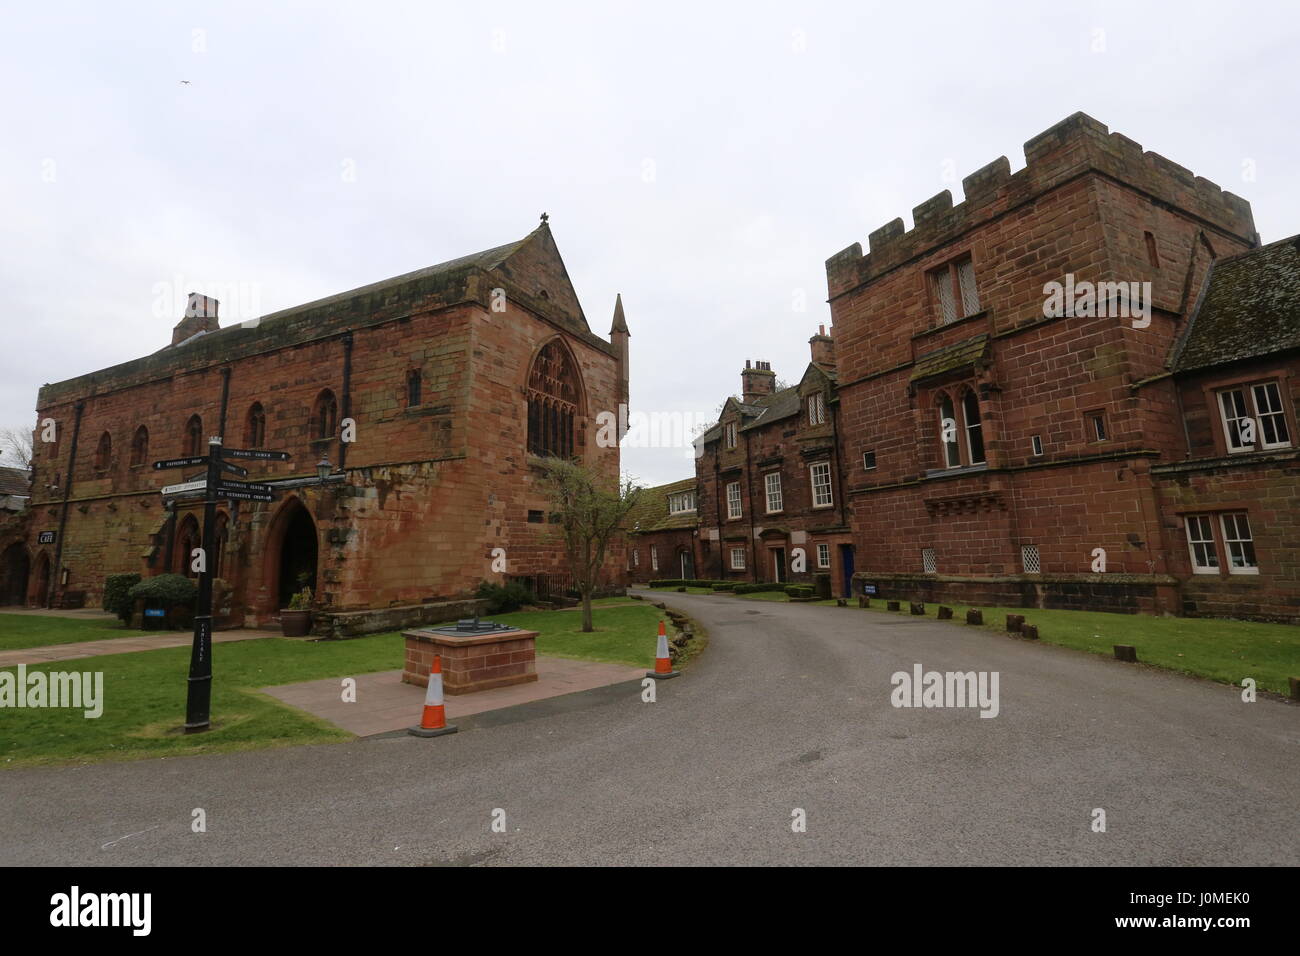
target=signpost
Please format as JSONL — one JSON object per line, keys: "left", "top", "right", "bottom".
{"left": 153, "top": 439, "right": 289, "bottom": 733}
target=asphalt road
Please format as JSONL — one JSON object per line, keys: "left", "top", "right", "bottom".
{"left": 4, "top": 591, "right": 1297, "bottom": 866}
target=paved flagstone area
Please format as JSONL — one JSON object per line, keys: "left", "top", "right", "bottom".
{"left": 262, "top": 657, "right": 646, "bottom": 736}
{"left": 0, "top": 630, "right": 279, "bottom": 668}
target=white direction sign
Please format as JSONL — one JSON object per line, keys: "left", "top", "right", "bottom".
{"left": 160, "top": 479, "right": 208, "bottom": 496}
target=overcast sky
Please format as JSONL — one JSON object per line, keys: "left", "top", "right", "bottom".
{"left": 1, "top": 1, "right": 1296, "bottom": 485}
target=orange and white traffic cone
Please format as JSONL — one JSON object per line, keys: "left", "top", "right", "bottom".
{"left": 646, "top": 620, "right": 680, "bottom": 680}
{"left": 408, "top": 655, "right": 459, "bottom": 737}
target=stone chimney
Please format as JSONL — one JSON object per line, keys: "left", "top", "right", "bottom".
{"left": 809, "top": 324, "right": 835, "bottom": 369}
{"left": 741, "top": 360, "right": 776, "bottom": 403}
{"left": 171, "top": 292, "right": 221, "bottom": 346}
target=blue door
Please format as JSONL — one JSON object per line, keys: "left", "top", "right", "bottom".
{"left": 840, "top": 544, "right": 855, "bottom": 597}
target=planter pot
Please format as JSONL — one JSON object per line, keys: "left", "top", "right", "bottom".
{"left": 280, "top": 609, "right": 313, "bottom": 637}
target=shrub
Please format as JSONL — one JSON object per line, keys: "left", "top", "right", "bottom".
{"left": 127, "top": 573, "right": 197, "bottom": 611}
{"left": 785, "top": 584, "right": 815, "bottom": 599}
{"left": 287, "top": 586, "right": 314, "bottom": 610}
{"left": 733, "top": 582, "right": 786, "bottom": 594}
{"left": 476, "top": 580, "right": 536, "bottom": 614}
{"left": 102, "top": 573, "right": 141, "bottom": 623}
{"left": 711, "top": 582, "right": 735, "bottom": 591}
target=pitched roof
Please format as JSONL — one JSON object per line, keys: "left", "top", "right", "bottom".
{"left": 1172, "top": 234, "right": 1300, "bottom": 373}
{"left": 0, "top": 466, "right": 31, "bottom": 497}
{"left": 626, "top": 477, "right": 698, "bottom": 534}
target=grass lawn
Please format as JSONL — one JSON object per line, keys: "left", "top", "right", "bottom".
{"left": 845, "top": 599, "right": 1300, "bottom": 696}
{"left": 0, "top": 613, "right": 139, "bottom": 651}
{"left": 0, "top": 602, "right": 684, "bottom": 769}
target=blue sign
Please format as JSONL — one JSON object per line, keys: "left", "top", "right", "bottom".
{"left": 144, "top": 608, "right": 166, "bottom": 618}
{"left": 862, "top": 584, "right": 878, "bottom": 596}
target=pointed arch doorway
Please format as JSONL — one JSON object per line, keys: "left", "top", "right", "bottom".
{"left": 0, "top": 543, "right": 30, "bottom": 606}
{"left": 267, "top": 498, "right": 318, "bottom": 610}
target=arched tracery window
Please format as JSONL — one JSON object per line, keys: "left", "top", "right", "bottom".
{"left": 245, "top": 403, "right": 266, "bottom": 447}
{"left": 312, "top": 390, "right": 338, "bottom": 441}
{"left": 527, "top": 340, "right": 581, "bottom": 459}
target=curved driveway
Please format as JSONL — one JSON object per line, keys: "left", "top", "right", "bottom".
{"left": 4, "top": 590, "right": 1297, "bottom": 865}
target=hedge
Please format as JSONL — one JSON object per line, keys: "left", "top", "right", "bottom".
{"left": 732, "top": 582, "right": 786, "bottom": 594}
{"left": 127, "top": 573, "right": 197, "bottom": 610}
{"left": 785, "top": 585, "right": 815, "bottom": 598}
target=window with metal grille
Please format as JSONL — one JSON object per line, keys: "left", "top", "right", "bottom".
{"left": 810, "top": 461, "right": 833, "bottom": 507}
{"left": 730, "top": 547, "right": 746, "bottom": 570}
{"left": 928, "top": 256, "right": 979, "bottom": 324}
{"left": 817, "top": 543, "right": 830, "bottom": 568}
{"left": 1220, "top": 513, "right": 1257, "bottom": 573}
{"left": 1185, "top": 514, "right": 1218, "bottom": 573}
{"left": 1022, "top": 545, "right": 1041, "bottom": 574}
{"left": 726, "top": 481, "right": 742, "bottom": 519}
{"left": 921, "top": 548, "right": 937, "bottom": 574}
{"left": 765, "top": 472, "right": 783, "bottom": 512}
{"left": 807, "top": 392, "right": 826, "bottom": 426}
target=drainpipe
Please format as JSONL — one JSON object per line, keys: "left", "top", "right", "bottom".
{"left": 217, "top": 366, "right": 231, "bottom": 439}
{"left": 744, "top": 429, "right": 756, "bottom": 582}
{"left": 48, "top": 400, "right": 84, "bottom": 607}
{"left": 339, "top": 332, "right": 353, "bottom": 471}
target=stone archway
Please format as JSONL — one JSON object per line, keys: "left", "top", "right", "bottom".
{"left": 0, "top": 543, "right": 30, "bottom": 606}
{"left": 265, "top": 498, "right": 318, "bottom": 611}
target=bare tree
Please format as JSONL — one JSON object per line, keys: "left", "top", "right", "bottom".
{"left": 0, "top": 426, "right": 33, "bottom": 469}
{"left": 536, "top": 457, "right": 641, "bottom": 632}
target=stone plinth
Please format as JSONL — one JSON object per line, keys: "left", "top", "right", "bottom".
{"left": 402, "top": 627, "right": 539, "bottom": 695}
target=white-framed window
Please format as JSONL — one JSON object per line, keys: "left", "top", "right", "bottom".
{"left": 1185, "top": 514, "right": 1218, "bottom": 573}
{"left": 863, "top": 451, "right": 877, "bottom": 470}
{"left": 807, "top": 393, "right": 826, "bottom": 426}
{"left": 921, "top": 548, "right": 937, "bottom": 574}
{"left": 810, "top": 461, "right": 833, "bottom": 507}
{"left": 1220, "top": 512, "right": 1258, "bottom": 574}
{"left": 1219, "top": 382, "right": 1291, "bottom": 452}
{"left": 726, "top": 481, "right": 742, "bottom": 519}
{"left": 1031, "top": 435, "right": 1043, "bottom": 456}
{"left": 650, "top": 546, "right": 658, "bottom": 572}
{"left": 816, "top": 543, "right": 830, "bottom": 568}
{"left": 668, "top": 490, "right": 696, "bottom": 515}
{"left": 730, "top": 547, "right": 746, "bottom": 570}
{"left": 764, "top": 472, "right": 783, "bottom": 513}
{"left": 1021, "top": 545, "right": 1041, "bottom": 574}
{"left": 724, "top": 422, "right": 737, "bottom": 449}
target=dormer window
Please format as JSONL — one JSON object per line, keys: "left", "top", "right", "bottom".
{"left": 807, "top": 393, "right": 826, "bottom": 426}
{"left": 668, "top": 490, "right": 696, "bottom": 515}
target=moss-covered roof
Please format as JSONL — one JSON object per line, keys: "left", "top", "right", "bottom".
{"left": 626, "top": 477, "right": 698, "bottom": 534}
{"left": 910, "top": 333, "right": 990, "bottom": 382}
{"left": 1173, "top": 234, "right": 1300, "bottom": 372}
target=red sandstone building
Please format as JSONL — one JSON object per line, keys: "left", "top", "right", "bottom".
{"left": 0, "top": 221, "right": 630, "bottom": 632}
{"left": 827, "top": 112, "right": 1297, "bottom": 622}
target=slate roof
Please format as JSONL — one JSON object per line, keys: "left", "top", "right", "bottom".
{"left": 1173, "top": 234, "right": 1300, "bottom": 372}
{"left": 626, "top": 477, "right": 698, "bottom": 534}
{"left": 0, "top": 466, "right": 31, "bottom": 496}
{"left": 910, "top": 333, "right": 990, "bottom": 382}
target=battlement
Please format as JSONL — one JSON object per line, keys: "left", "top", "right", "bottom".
{"left": 825, "top": 112, "right": 1258, "bottom": 299}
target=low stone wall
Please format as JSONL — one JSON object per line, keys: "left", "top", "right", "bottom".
{"left": 315, "top": 598, "right": 488, "bottom": 639}
{"left": 403, "top": 627, "right": 539, "bottom": 694}
{"left": 851, "top": 572, "right": 1181, "bottom": 616}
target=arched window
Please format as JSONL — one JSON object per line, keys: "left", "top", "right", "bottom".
{"left": 93, "top": 431, "right": 112, "bottom": 471}
{"left": 176, "top": 514, "right": 201, "bottom": 578}
{"left": 184, "top": 415, "right": 203, "bottom": 456}
{"left": 937, "top": 394, "right": 960, "bottom": 469}
{"left": 245, "top": 403, "right": 266, "bottom": 448}
{"left": 962, "top": 390, "right": 986, "bottom": 465}
{"left": 130, "top": 426, "right": 149, "bottom": 467}
{"left": 312, "top": 390, "right": 338, "bottom": 441}
{"left": 526, "top": 340, "right": 581, "bottom": 458}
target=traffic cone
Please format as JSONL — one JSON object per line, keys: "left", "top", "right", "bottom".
{"left": 646, "top": 620, "right": 680, "bottom": 680}
{"left": 408, "top": 655, "right": 459, "bottom": 737}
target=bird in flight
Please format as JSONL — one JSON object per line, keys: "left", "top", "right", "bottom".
{"left": 180, "top": 80, "right": 191, "bottom": 85}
